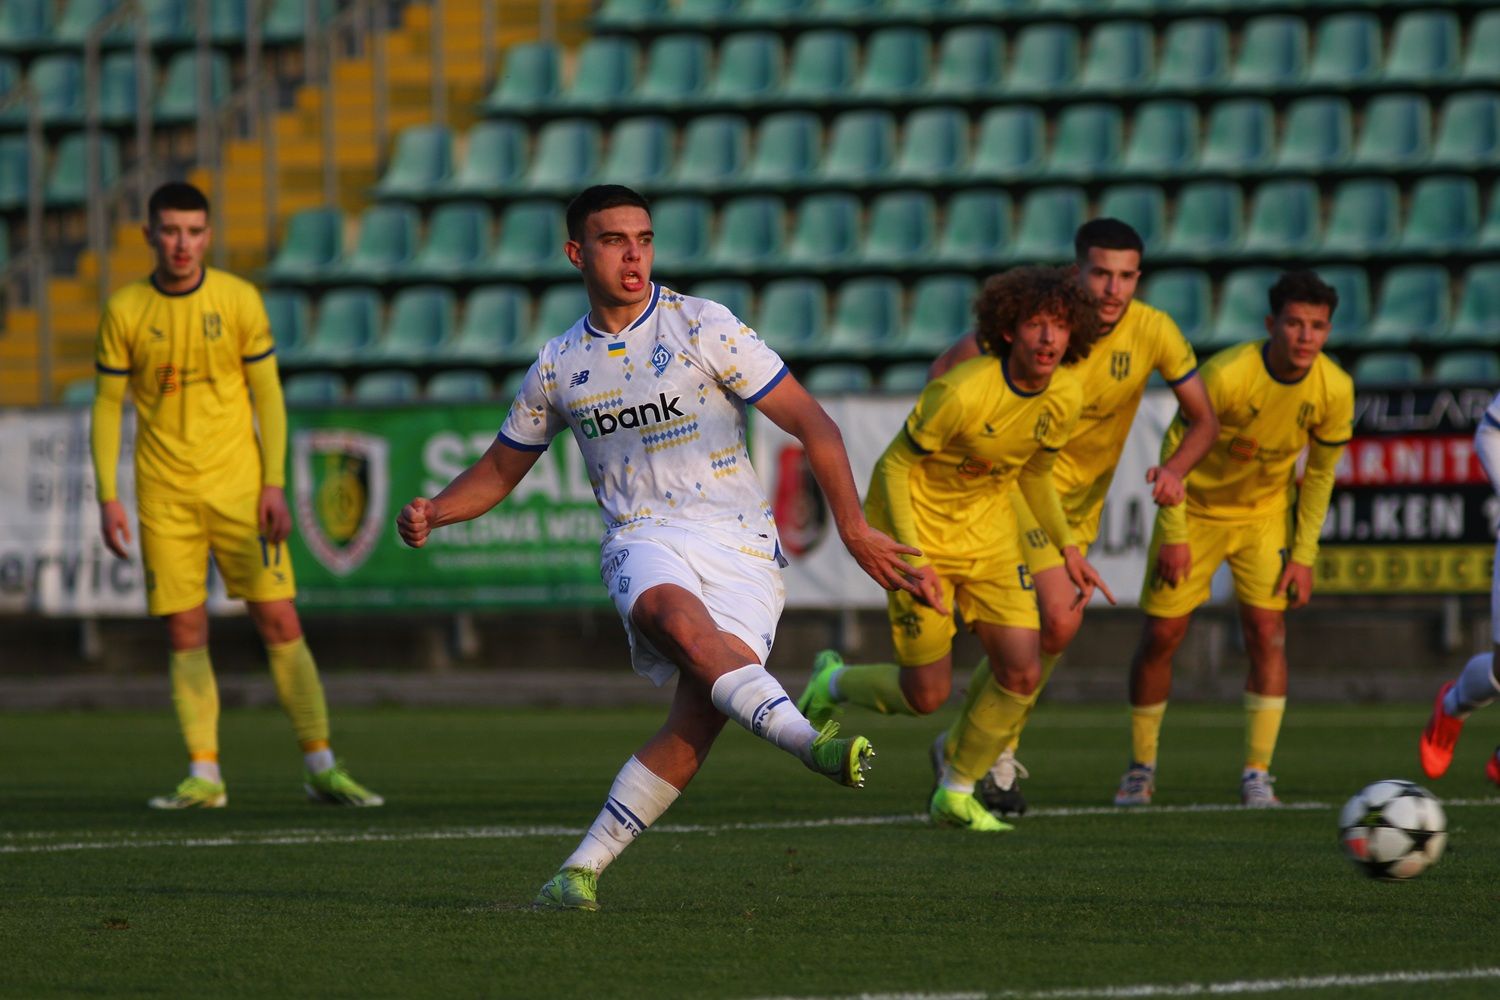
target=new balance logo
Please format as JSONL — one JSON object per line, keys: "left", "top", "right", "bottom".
{"left": 570, "top": 370, "right": 590, "bottom": 388}
{"left": 581, "top": 393, "right": 684, "bottom": 439}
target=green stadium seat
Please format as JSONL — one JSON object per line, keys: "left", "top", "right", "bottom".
{"left": 265, "top": 207, "right": 343, "bottom": 281}
{"left": 1351, "top": 94, "right": 1431, "bottom": 170}
{"left": 902, "top": 274, "right": 977, "bottom": 353}
{"left": 1230, "top": 15, "right": 1307, "bottom": 90}
{"left": 141, "top": 0, "right": 192, "bottom": 44}
{"left": 594, "top": 0, "right": 665, "bottom": 30}
{"left": 935, "top": 188, "right": 1011, "bottom": 266}
{"left": 665, "top": 0, "right": 736, "bottom": 28}
{"left": 1319, "top": 264, "right": 1373, "bottom": 349}
{"left": 1097, "top": 184, "right": 1167, "bottom": 255}
{"left": 99, "top": 52, "right": 145, "bottom": 125}
{"left": 1207, "top": 268, "right": 1278, "bottom": 350}
{"left": 706, "top": 32, "right": 783, "bottom": 106}
{"left": 1482, "top": 180, "right": 1500, "bottom": 250}
{"left": 1383, "top": 10, "right": 1460, "bottom": 85}
{"left": 520, "top": 119, "right": 602, "bottom": 196}
{"left": 1048, "top": 103, "right": 1124, "bottom": 178}
{"left": 1120, "top": 100, "right": 1198, "bottom": 176}
{"left": 282, "top": 372, "right": 346, "bottom": 405}
{"left": 1321, "top": 179, "right": 1399, "bottom": 258}
{"left": 687, "top": 279, "right": 755, "bottom": 321}
{"left": 928, "top": 25, "right": 1004, "bottom": 100}
{"left": 708, "top": 195, "right": 786, "bottom": 271}
{"left": 745, "top": 111, "right": 821, "bottom": 189}
{"left": 154, "top": 51, "right": 231, "bottom": 123}
{"left": 862, "top": 190, "right": 937, "bottom": 266}
{"left": 1079, "top": 20, "right": 1154, "bottom": 93}
{"left": 1449, "top": 264, "right": 1500, "bottom": 346}
{"left": 372, "top": 125, "right": 454, "bottom": 200}
{"left": 1005, "top": 24, "right": 1079, "bottom": 97}
{"left": 1367, "top": 266, "right": 1450, "bottom": 346}
{"left": 483, "top": 199, "right": 569, "bottom": 281}
{"left": 1141, "top": 268, "right": 1212, "bottom": 346}
{"left": 1155, "top": 19, "right": 1229, "bottom": 92}
{"left": 498, "top": 367, "right": 529, "bottom": 398}
{"left": 0, "top": 0, "right": 54, "bottom": 54}
{"left": 0, "top": 57, "right": 19, "bottom": 127}
{"left": 633, "top": 33, "right": 711, "bottom": 108}
{"left": 1242, "top": 180, "right": 1320, "bottom": 256}
{"left": 483, "top": 41, "right": 561, "bottom": 115}
{"left": 44, "top": 132, "right": 119, "bottom": 206}
{"left": 785, "top": 192, "right": 860, "bottom": 270}
{"left": 351, "top": 371, "right": 422, "bottom": 404}
{"left": 302, "top": 288, "right": 381, "bottom": 362}
{"left": 0, "top": 135, "right": 28, "bottom": 210}
{"left": 734, "top": 0, "right": 812, "bottom": 25}
{"left": 827, "top": 277, "right": 903, "bottom": 353}
{"left": 1398, "top": 176, "right": 1479, "bottom": 254}
{"left": 803, "top": 363, "right": 874, "bottom": 394}
{"left": 893, "top": 105, "right": 968, "bottom": 184}
{"left": 441, "top": 120, "right": 527, "bottom": 197}
{"left": 1274, "top": 96, "right": 1352, "bottom": 173}
{"left": 601, "top": 115, "right": 674, "bottom": 188}
{"left": 27, "top": 55, "right": 82, "bottom": 125}
{"left": 427, "top": 370, "right": 496, "bottom": 402}
{"left": 372, "top": 286, "right": 457, "bottom": 362}
{"left": 817, "top": 109, "right": 896, "bottom": 186}
{"left": 263, "top": 0, "right": 337, "bottom": 44}
{"left": 264, "top": 289, "right": 312, "bottom": 359}
{"left": 1351, "top": 351, "right": 1423, "bottom": 387}
{"left": 559, "top": 37, "right": 638, "bottom": 111}
{"left": 1012, "top": 186, "right": 1087, "bottom": 261}
{"left": 812, "top": 0, "right": 883, "bottom": 21}
{"left": 1199, "top": 99, "right": 1274, "bottom": 173}
{"left": 968, "top": 105, "right": 1044, "bottom": 180}
{"left": 780, "top": 29, "right": 856, "bottom": 102}
{"left": 59, "top": 377, "right": 95, "bottom": 406}
{"left": 411, "top": 202, "right": 489, "bottom": 279}
{"left": 444, "top": 284, "right": 532, "bottom": 363}
{"left": 855, "top": 27, "right": 930, "bottom": 99}
{"left": 209, "top": 0, "right": 249, "bottom": 44}
{"left": 672, "top": 114, "right": 749, "bottom": 188}
{"left": 336, "top": 204, "right": 418, "bottom": 281}
{"left": 1164, "top": 181, "right": 1242, "bottom": 259}
{"left": 54, "top": 0, "right": 114, "bottom": 44}
{"left": 1306, "top": 13, "right": 1381, "bottom": 88}
{"left": 1432, "top": 350, "right": 1500, "bottom": 384}
{"left": 650, "top": 196, "right": 712, "bottom": 274}
{"left": 527, "top": 284, "right": 591, "bottom": 352}
{"left": 879, "top": 362, "right": 931, "bottom": 394}
{"left": 1462, "top": 11, "right": 1500, "bottom": 83}
{"left": 753, "top": 278, "right": 827, "bottom": 359}
{"left": 1431, "top": 92, "right": 1500, "bottom": 169}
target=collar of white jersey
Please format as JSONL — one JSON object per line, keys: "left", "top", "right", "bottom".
{"left": 582, "top": 283, "right": 662, "bottom": 339}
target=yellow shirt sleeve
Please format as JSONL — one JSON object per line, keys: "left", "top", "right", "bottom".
{"left": 244, "top": 354, "right": 287, "bottom": 489}
{"left": 1156, "top": 415, "right": 1190, "bottom": 544}
{"left": 1312, "top": 369, "right": 1355, "bottom": 446}
{"left": 1017, "top": 446, "right": 1073, "bottom": 550}
{"left": 90, "top": 370, "right": 128, "bottom": 503}
{"left": 1152, "top": 312, "right": 1199, "bottom": 385}
{"left": 1291, "top": 439, "right": 1343, "bottom": 565}
{"left": 868, "top": 430, "right": 929, "bottom": 567}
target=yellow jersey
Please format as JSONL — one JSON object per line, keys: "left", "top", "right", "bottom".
{"left": 866, "top": 354, "right": 1083, "bottom": 561}
{"left": 95, "top": 268, "right": 277, "bottom": 501}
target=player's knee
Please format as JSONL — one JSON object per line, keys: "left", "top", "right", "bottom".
{"left": 902, "top": 676, "right": 950, "bottom": 715}
{"left": 1143, "top": 616, "right": 1190, "bottom": 656}
{"left": 1039, "top": 611, "right": 1081, "bottom": 657}
{"left": 248, "top": 600, "right": 302, "bottom": 646}
{"left": 1240, "top": 614, "right": 1285, "bottom": 656}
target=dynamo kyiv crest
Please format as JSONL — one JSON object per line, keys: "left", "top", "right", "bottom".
{"left": 293, "top": 429, "right": 389, "bottom": 576}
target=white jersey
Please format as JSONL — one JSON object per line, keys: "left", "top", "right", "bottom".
{"left": 1478, "top": 389, "right": 1500, "bottom": 497}
{"left": 499, "top": 283, "right": 790, "bottom": 563}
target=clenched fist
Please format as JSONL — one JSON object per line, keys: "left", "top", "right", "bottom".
{"left": 397, "top": 497, "right": 437, "bottom": 548}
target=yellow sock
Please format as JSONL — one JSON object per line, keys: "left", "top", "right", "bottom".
{"left": 267, "top": 637, "right": 331, "bottom": 747}
{"left": 836, "top": 662, "right": 918, "bottom": 715}
{"left": 948, "top": 671, "right": 1037, "bottom": 786}
{"left": 1006, "top": 651, "right": 1061, "bottom": 754}
{"left": 170, "top": 646, "right": 219, "bottom": 760}
{"left": 1130, "top": 701, "right": 1168, "bottom": 767}
{"left": 1244, "top": 692, "right": 1287, "bottom": 771}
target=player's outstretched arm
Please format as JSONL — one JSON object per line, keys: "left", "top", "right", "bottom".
{"left": 396, "top": 438, "right": 544, "bottom": 548}
{"left": 1146, "top": 374, "right": 1218, "bottom": 507}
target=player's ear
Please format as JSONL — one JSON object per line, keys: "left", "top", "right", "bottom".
{"left": 1264, "top": 312, "right": 1276, "bottom": 337}
{"left": 564, "top": 240, "right": 583, "bottom": 270}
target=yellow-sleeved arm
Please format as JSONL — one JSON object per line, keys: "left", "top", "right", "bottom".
{"left": 1156, "top": 413, "right": 1190, "bottom": 543}
{"left": 868, "top": 430, "right": 929, "bottom": 567}
{"left": 1291, "top": 439, "right": 1344, "bottom": 565}
{"left": 90, "top": 373, "right": 128, "bottom": 503}
{"left": 1017, "top": 447, "right": 1073, "bottom": 551}
{"left": 244, "top": 355, "right": 287, "bottom": 489}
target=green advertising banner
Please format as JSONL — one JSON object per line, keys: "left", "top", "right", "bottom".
{"left": 285, "top": 404, "right": 608, "bottom": 610}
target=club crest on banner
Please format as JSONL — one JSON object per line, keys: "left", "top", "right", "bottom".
{"left": 293, "top": 429, "right": 389, "bottom": 576}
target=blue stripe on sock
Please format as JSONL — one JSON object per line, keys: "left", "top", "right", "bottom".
{"left": 609, "top": 796, "right": 647, "bottom": 831}
{"left": 604, "top": 801, "right": 632, "bottom": 829}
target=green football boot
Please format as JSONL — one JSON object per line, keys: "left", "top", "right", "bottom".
{"left": 148, "top": 775, "right": 227, "bottom": 810}
{"left": 929, "top": 787, "right": 1014, "bottom": 832}
{"left": 532, "top": 866, "right": 600, "bottom": 912}
{"left": 809, "top": 720, "right": 874, "bottom": 788}
{"left": 305, "top": 761, "right": 385, "bottom": 807}
{"left": 796, "top": 650, "right": 844, "bottom": 727}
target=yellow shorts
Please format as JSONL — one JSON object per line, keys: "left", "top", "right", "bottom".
{"left": 1013, "top": 489, "right": 1094, "bottom": 575}
{"left": 1139, "top": 508, "right": 1292, "bottom": 619}
{"left": 138, "top": 490, "right": 297, "bottom": 616}
{"left": 886, "top": 535, "right": 1038, "bottom": 667}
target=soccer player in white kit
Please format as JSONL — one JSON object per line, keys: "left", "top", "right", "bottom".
{"left": 1418, "top": 388, "right": 1500, "bottom": 787}
{"left": 396, "top": 186, "right": 933, "bottom": 911}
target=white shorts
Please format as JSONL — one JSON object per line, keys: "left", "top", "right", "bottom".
{"left": 1492, "top": 536, "right": 1499, "bottom": 645}
{"left": 600, "top": 523, "right": 787, "bottom": 687}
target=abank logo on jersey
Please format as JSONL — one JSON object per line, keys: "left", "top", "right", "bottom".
{"left": 580, "top": 392, "right": 685, "bottom": 439}
{"left": 292, "top": 428, "right": 390, "bottom": 576}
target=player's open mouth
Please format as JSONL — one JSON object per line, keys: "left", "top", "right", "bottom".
{"left": 621, "top": 272, "right": 644, "bottom": 290}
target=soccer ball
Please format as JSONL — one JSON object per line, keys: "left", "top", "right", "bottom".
{"left": 1338, "top": 780, "right": 1447, "bottom": 880}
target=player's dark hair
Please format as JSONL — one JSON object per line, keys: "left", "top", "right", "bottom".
{"left": 1269, "top": 269, "right": 1339, "bottom": 319}
{"left": 974, "top": 265, "right": 1101, "bottom": 367}
{"left": 566, "top": 184, "right": 652, "bottom": 241}
{"left": 147, "top": 181, "right": 209, "bottom": 224}
{"left": 1074, "top": 218, "right": 1144, "bottom": 260}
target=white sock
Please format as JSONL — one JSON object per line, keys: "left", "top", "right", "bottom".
{"left": 562, "top": 756, "right": 680, "bottom": 875}
{"left": 304, "top": 748, "right": 336, "bottom": 774}
{"left": 190, "top": 760, "right": 222, "bottom": 784}
{"left": 827, "top": 666, "right": 845, "bottom": 701}
{"left": 939, "top": 766, "right": 974, "bottom": 795}
{"left": 711, "top": 663, "right": 821, "bottom": 764}
{"left": 1444, "top": 653, "right": 1500, "bottom": 718}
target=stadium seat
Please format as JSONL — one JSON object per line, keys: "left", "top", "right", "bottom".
{"left": 863, "top": 190, "right": 937, "bottom": 266}
{"left": 1351, "top": 93, "right": 1431, "bottom": 170}
{"left": 281, "top": 372, "right": 346, "bottom": 405}
{"left": 879, "top": 362, "right": 931, "bottom": 394}
{"left": 483, "top": 199, "right": 569, "bottom": 281}
{"left": 935, "top": 188, "right": 1011, "bottom": 266}
{"left": 1306, "top": 13, "right": 1381, "bottom": 87}
{"left": 558, "top": 37, "right": 638, "bottom": 111}
{"left": 601, "top": 116, "right": 674, "bottom": 188}
{"left": 650, "top": 196, "right": 712, "bottom": 274}
{"left": 1230, "top": 15, "right": 1307, "bottom": 90}
{"left": 1351, "top": 351, "right": 1423, "bottom": 387}
{"left": 708, "top": 195, "right": 786, "bottom": 271}
{"left": 1367, "top": 266, "right": 1450, "bottom": 345}
{"left": 27, "top": 55, "right": 82, "bottom": 125}
{"left": 411, "top": 203, "right": 490, "bottom": 279}
{"left": 497, "top": 367, "right": 529, "bottom": 399}
{"left": 1155, "top": 18, "right": 1229, "bottom": 92}
{"left": 1398, "top": 176, "right": 1479, "bottom": 254}
{"left": 351, "top": 371, "right": 422, "bottom": 404}
{"left": 902, "top": 274, "right": 977, "bottom": 352}
{"left": 594, "top": 0, "right": 665, "bottom": 30}
{"left": 1241, "top": 180, "right": 1320, "bottom": 256}
{"left": 672, "top": 114, "right": 749, "bottom": 188}
{"left": 1431, "top": 92, "right": 1500, "bottom": 169}
{"left": 1141, "top": 268, "right": 1212, "bottom": 347}
{"left": 0, "top": 136, "right": 27, "bottom": 210}
{"left": 1318, "top": 264, "right": 1373, "bottom": 349}
{"left": 1048, "top": 103, "right": 1124, "bottom": 178}
{"left": 483, "top": 41, "right": 561, "bottom": 115}
{"left": 744, "top": 111, "right": 821, "bottom": 189}
{"left": 372, "top": 125, "right": 454, "bottom": 200}
{"left": 301, "top": 288, "right": 381, "bottom": 362}
{"left": 753, "top": 278, "right": 827, "bottom": 358}
{"left": 785, "top": 193, "right": 860, "bottom": 270}
{"left": 1482, "top": 179, "right": 1500, "bottom": 250}
{"left": 54, "top": 0, "right": 116, "bottom": 44}
{"left": 1461, "top": 10, "right": 1500, "bottom": 83}
{"left": 855, "top": 26, "right": 929, "bottom": 99}
{"left": 663, "top": 0, "right": 735, "bottom": 28}
{"left": 1005, "top": 24, "right": 1079, "bottom": 96}
{"left": 802, "top": 363, "right": 874, "bottom": 394}
{"left": 1446, "top": 263, "right": 1500, "bottom": 346}
{"left": 153, "top": 51, "right": 231, "bottom": 123}
{"left": 1274, "top": 96, "right": 1353, "bottom": 173}
{"left": 1164, "top": 181, "right": 1242, "bottom": 259}
{"left": 441, "top": 120, "right": 527, "bottom": 197}
{"left": 706, "top": 32, "right": 783, "bottom": 105}
{"left": 264, "top": 289, "right": 313, "bottom": 360}
{"left": 526, "top": 284, "right": 591, "bottom": 352}
{"left": 781, "top": 29, "right": 857, "bottom": 102}
{"left": 209, "top": 0, "right": 248, "bottom": 44}
{"left": 928, "top": 25, "right": 1005, "bottom": 99}
{"left": 443, "top": 284, "right": 532, "bottom": 363}
{"left": 633, "top": 33, "right": 711, "bottom": 108}
{"left": 373, "top": 286, "right": 457, "bottom": 362}
{"left": 335, "top": 204, "right": 419, "bottom": 281}
{"left": 1207, "top": 268, "right": 1279, "bottom": 350}
{"left": 0, "top": 0, "right": 54, "bottom": 53}
{"left": 263, "top": 0, "right": 337, "bottom": 44}
{"left": 892, "top": 105, "right": 968, "bottom": 184}
{"left": 733, "top": 0, "right": 813, "bottom": 26}
{"left": 826, "top": 277, "right": 904, "bottom": 353}
{"left": 44, "top": 132, "right": 119, "bottom": 206}
{"left": 0, "top": 57, "right": 20, "bottom": 127}
{"left": 58, "top": 377, "right": 95, "bottom": 406}
{"left": 1320, "top": 179, "right": 1399, "bottom": 258}
{"left": 99, "top": 52, "right": 145, "bottom": 125}
{"left": 1432, "top": 350, "right": 1500, "bottom": 384}
{"left": 520, "top": 119, "right": 602, "bottom": 196}
{"left": 1097, "top": 184, "right": 1167, "bottom": 255}
{"left": 265, "top": 208, "right": 343, "bottom": 282}
{"left": 817, "top": 109, "right": 896, "bottom": 186}
{"left": 1383, "top": 10, "right": 1460, "bottom": 85}
{"left": 1011, "top": 186, "right": 1087, "bottom": 261}
{"left": 968, "top": 104, "right": 1044, "bottom": 180}
{"left": 1120, "top": 100, "right": 1198, "bottom": 176}
{"left": 688, "top": 279, "right": 755, "bottom": 321}
{"left": 426, "top": 370, "right": 496, "bottom": 402}
{"left": 1078, "top": 20, "right": 1154, "bottom": 94}
{"left": 139, "top": 0, "right": 192, "bottom": 46}
{"left": 1199, "top": 99, "right": 1274, "bottom": 173}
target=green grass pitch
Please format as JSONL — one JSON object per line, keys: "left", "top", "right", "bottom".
{"left": 3, "top": 702, "right": 1498, "bottom": 999}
